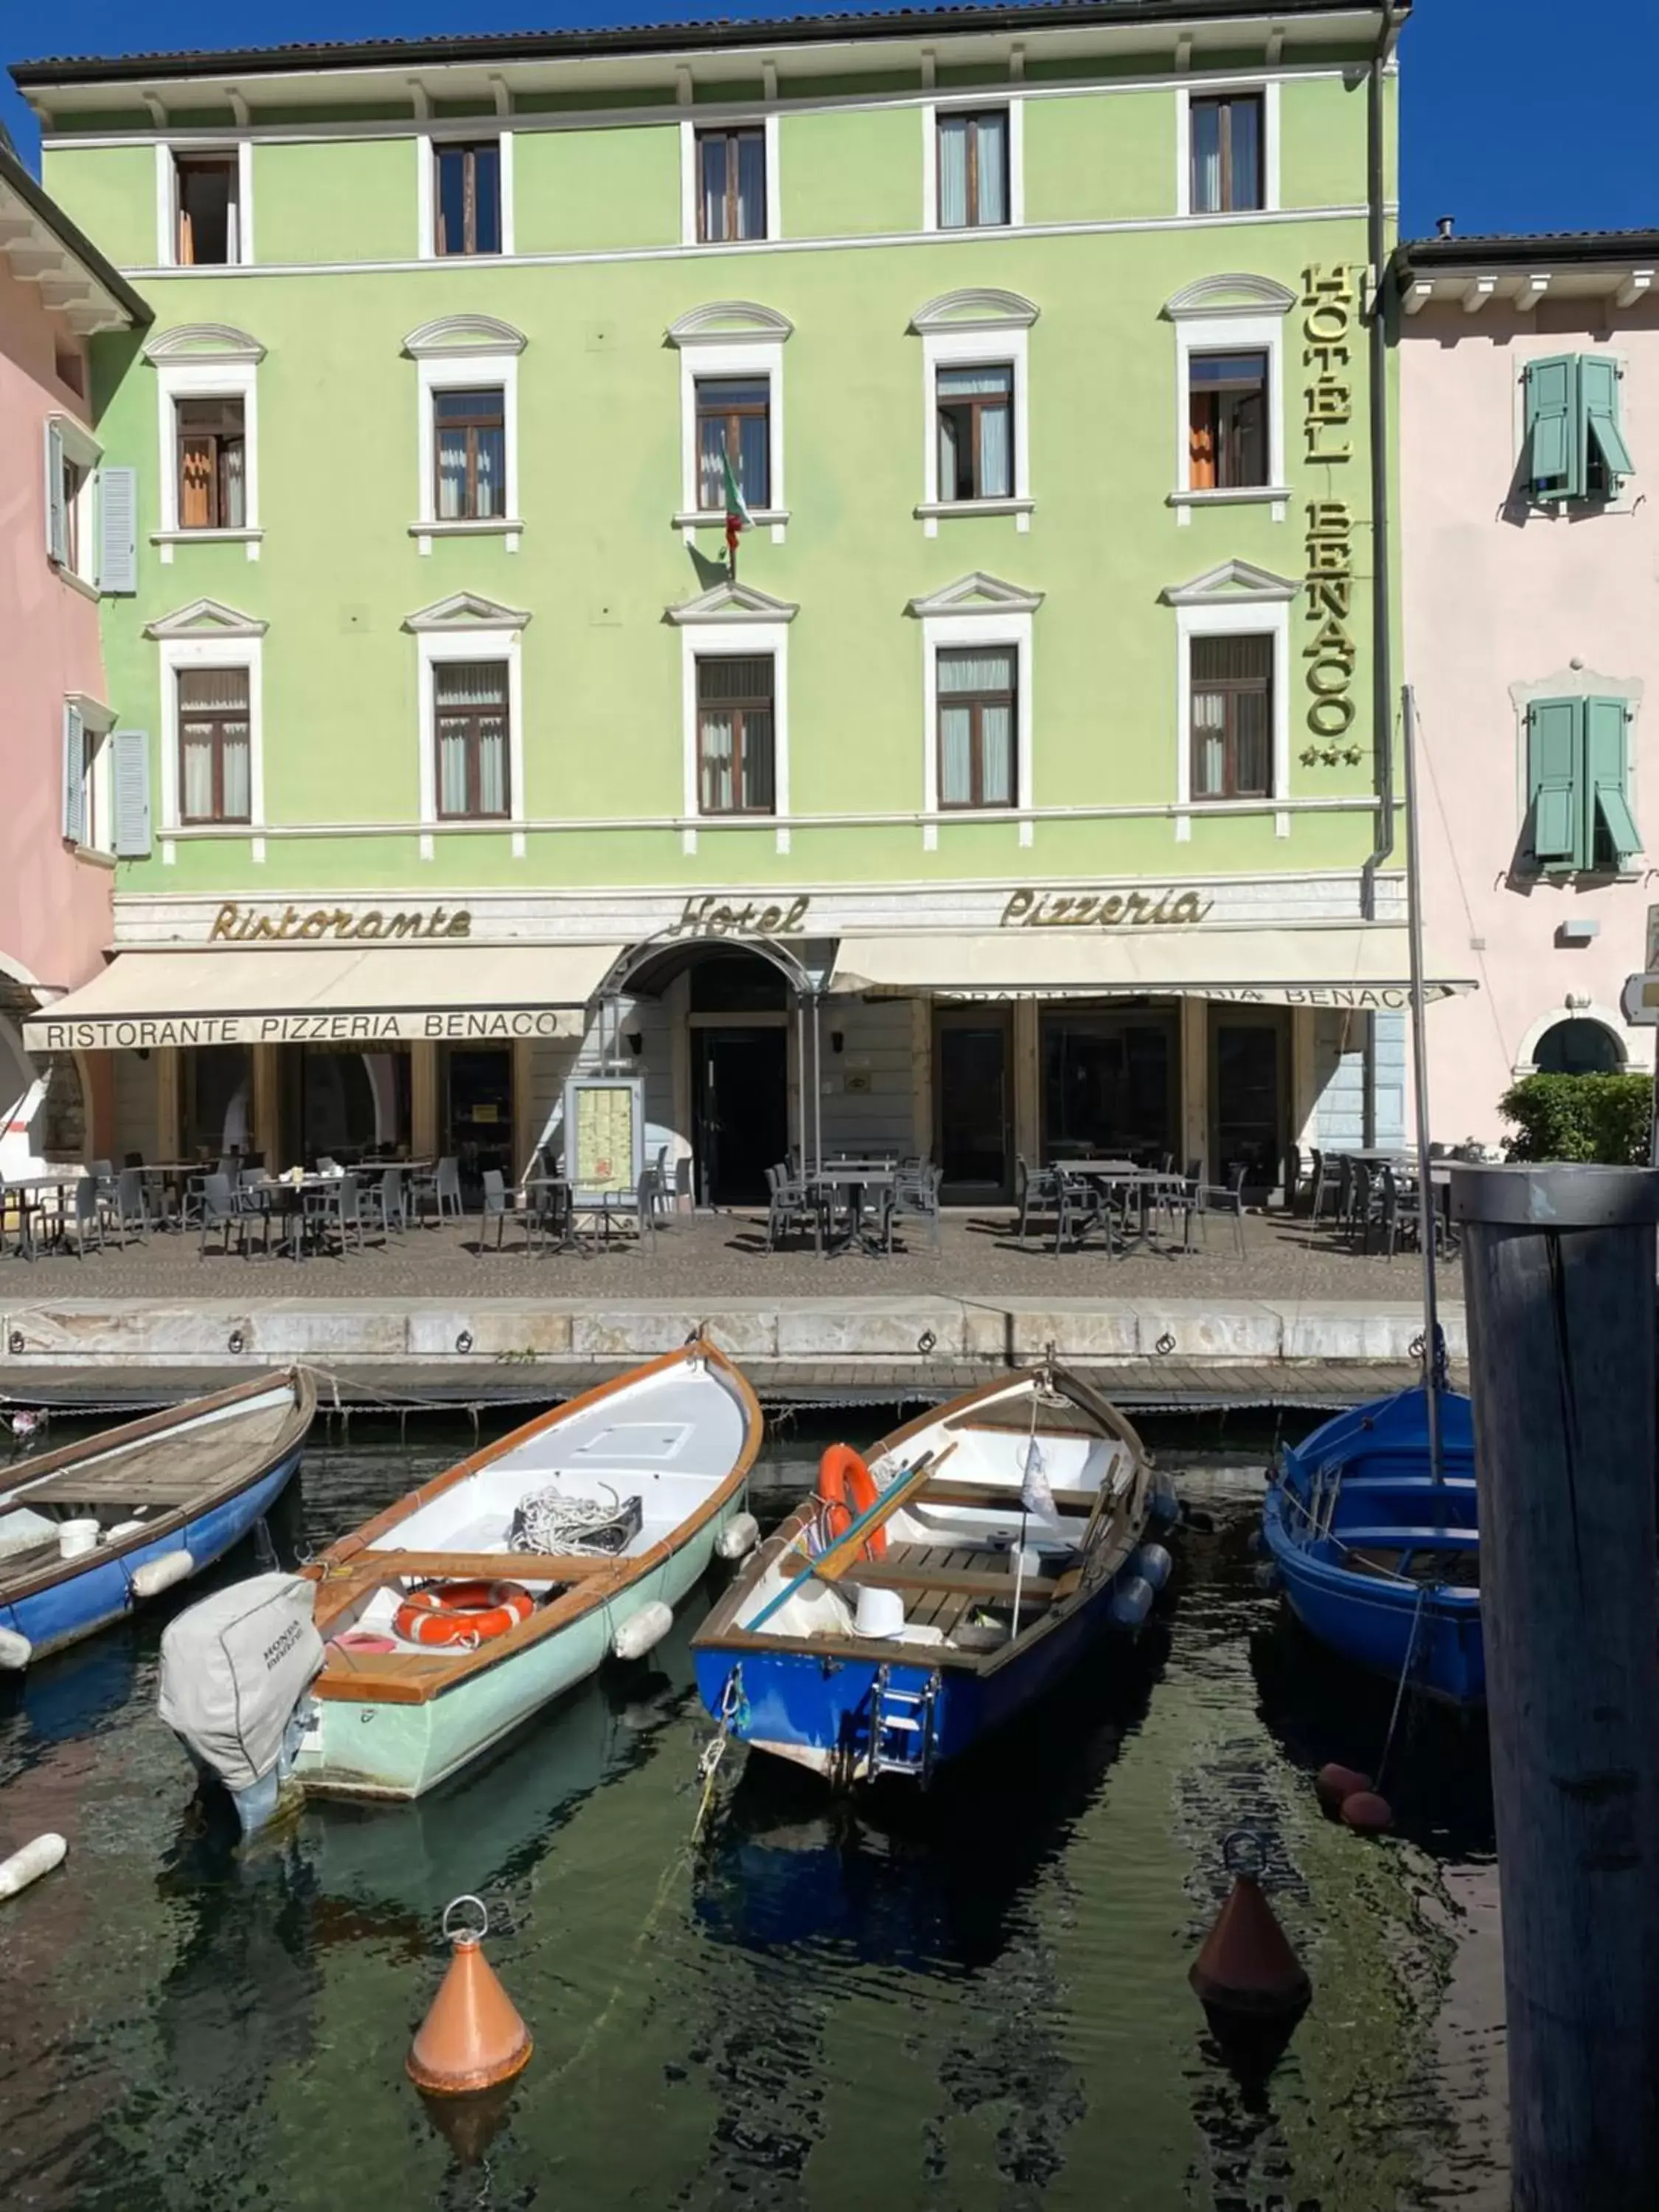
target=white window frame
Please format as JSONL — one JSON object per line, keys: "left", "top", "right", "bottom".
{"left": 922, "top": 97, "right": 1025, "bottom": 234}
{"left": 154, "top": 141, "right": 254, "bottom": 268}
{"left": 46, "top": 413, "right": 101, "bottom": 596}
{"left": 919, "top": 323, "right": 1032, "bottom": 535}
{"left": 675, "top": 334, "right": 789, "bottom": 543}
{"left": 416, "top": 626, "right": 526, "bottom": 860}
{"left": 417, "top": 130, "right": 515, "bottom": 262}
{"left": 1173, "top": 597, "right": 1291, "bottom": 841}
{"left": 414, "top": 350, "right": 522, "bottom": 553}
{"left": 1176, "top": 80, "right": 1281, "bottom": 220}
{"left": 1172, "top": 310, "right": 1290, "bottom": 521}
{"left": 66, "top": 692, "right": 117, "bottom": 858}
{"left": 679, "top": 114, "right": 782, "bottom": 248}
{"left": 158, "top": 632, "right": 265, "bottom": 855}
{"left": 920, "top": 609, "right": 1034, "bottom": 849}
{"left": 678, "top": 618, "right": 791, "bottom": 855}
{"left": 155, "top": 358, "right": 261, "bottom": 560}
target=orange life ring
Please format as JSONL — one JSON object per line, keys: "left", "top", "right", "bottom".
{"left": 815, "top": 1444, "right": 887, "bottom": 1559}
{"left": 394, "top": 1579, "right": 534, "bottom": 1649}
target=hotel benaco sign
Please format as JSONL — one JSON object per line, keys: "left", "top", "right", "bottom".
{"left": 1301, "top": 265, "right": 1360, "bottom": 761}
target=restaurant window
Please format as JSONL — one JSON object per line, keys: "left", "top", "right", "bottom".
{"left": 936, "top": 364, "right": 1014, "bottom": 503}
{"left": 173, "top": 152, "right": 241, "bottom": 265}
{"left": 177, "top": 667, "right": 251, "bottom": 824}
{"left": 1191, "top": 634, "right": 1272, "bottom": 801}
{"left": 434, "top": 389, "right": 506, "bottom": 521}
{"left": 175, "top": 397, "right": 246, "bottom": 531}
{"left": 1041, "top": 1011, "right": 1178, "bottom": 1164}
{"left": 434, "top": 660, "right": 511, "bottom": 819}
{"left": 697, "top": 655, "right": 775, "bottom": 815}
{"left": 434, "top": 142, "right": 501, "bottom": 257}
{"left": 285, "top": 1044, "right": 413, "bottom": 1165}
{"left": 697, "top": 127, "right": 766, "bottom": 243}
{"left": 443, "top": 1045, "right": 514, "bottom": 1200}
{"left": 1190, "top": 94, "right": 1263, "bottom": 214}
{"left": 696, "top": 376, "right": 770, "bottom": 512}
{"left": 936, "top": 109, "right": 1009, "bottom": 229}
{"left": 184, "top": 1043, "right": 253, "bottom": 1160}
{"left": 937, "top": 647, "right": 1016, "bottom": 809}
{"left": 1189, "top": 352, "right": 1268, "bottom": 489}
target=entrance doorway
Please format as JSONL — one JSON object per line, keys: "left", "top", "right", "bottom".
{"left": 934, "top": 1007, "right": 1012, "bottom": 1203}
{"left": 694, "top": 1029, "right": 788, "bottom": 1205}
{"left": 1040, "top": 1006, "right": 1178, "bottom": 1165}
{"left": 443, "top": 1045, "right": 514, "bottom": 1203}
{"left": 1209, "top": 1010, "right": 1288, "bottom": 1200}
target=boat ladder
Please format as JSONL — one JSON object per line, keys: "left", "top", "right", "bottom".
{"left": 867, "top": 1666, "right": 940, "bottom": 1783}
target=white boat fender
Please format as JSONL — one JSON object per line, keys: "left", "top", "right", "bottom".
{"left": 715, "top": 1512, "right": 760, "bottom": 1562}
{"left": 107, "top": 1520, "right": 150, "bottom": 1543}
{"left": 131, "top": 1550, "right": 196, "bottom": 1601}
{"left": 1149, "top": 1473, "right": 1180, "bottom": 1526}
{"left": 0, "top": 1832, "right": 66, "bottom": 1902}
{"left": 0, "top": 1628, "right": 32, "bottom": 1671}
{"left": 613, "top": 1600, "right": 674, "bottom": 1662}
{"left": 1110, "top": 1575, "right": 1155, "bottom": 1632}
{"left": 1130, "top": 1543, "right": 1174, "bottom": 1594}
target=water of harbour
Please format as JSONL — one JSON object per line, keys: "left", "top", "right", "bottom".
{"left": 0, "top": 1413, "right": 1506, "bottom": 2210}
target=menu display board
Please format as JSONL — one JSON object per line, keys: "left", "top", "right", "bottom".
{"left": 565, "top": 1077, "right": 643, "bottom": 1198}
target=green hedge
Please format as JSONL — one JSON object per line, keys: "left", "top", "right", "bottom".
{"left": 1498, "top": 1072, "right": 1654, "bottom": 1164}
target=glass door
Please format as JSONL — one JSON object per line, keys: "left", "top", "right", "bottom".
{"left": 1208, "top": 1011, "right": 1288, "bottom": 1200}
{"left": 933, "top": 1009, "right": 1012, "bottom": 1203}
{"left": 443, "top": 1046, "right": 514, "bottom": 1203}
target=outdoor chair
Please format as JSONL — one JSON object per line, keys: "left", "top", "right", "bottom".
{"left": 310, "top": 1173, "right": 371, "bottom": 1259}
{"left": 1282, "top": 1144, "right": 1304, "bottom": 1214}
{"left": 1054, "top": 1169, "right": 1111, "bottom": 1255}
{"left": 1015, "top": 1155, "right": 1062, "bottom": 1250}
{"left": 1184, "top": 1164, "right": 1249, "bottom": 1259}
{"left": 416, "top": 1156, "right": 465, "bottom": 1228}
{"left": 198, "top": 1173, "right": 248, "bottom": 1259}
{"left": 765, "top": 1161, "right": 821, "bottom": 1252}
{"left": 107, "top": 1167, "right": 150, "bottom": 1247}
{"left": 367, "top": 1164, "right": 408, "bottom": 1238}
{"left": 571, "top": 1169, "right": 658, "bottom": 1254}
{"left": 479, "top": 1169, "right": 541, "bottom": 1255}
{"left": 1305, "top": 1147, "right": 1343, "bottom": 1222}
{"left": 890, "top": 1161, "right": 943, "bottom": 1252}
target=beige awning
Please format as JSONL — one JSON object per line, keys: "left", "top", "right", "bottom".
{"left": 830, "top": 928, "right": 1476, "bottom": 1009}
{"left": 23, "top": 943, "right": 625, "bottom": 1051}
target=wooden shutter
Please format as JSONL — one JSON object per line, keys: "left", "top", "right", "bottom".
{"left": 1585, "top": 698, "right": 1641, "bottom": 864}
{"left": 1524, "top": 356, "right": 1579, "bottom": 500}
{"left": 1580, "top": 355, "right": 1635, "bottom": 482}
{"left": 112, "top": 728, "right": 153, "bottom": 858}
{"left": 61, "top": 703, "right": 84, "bottom": 845}
{"left": 1527, "top": 699, "right": 1581, "bottom": 868}
{"left": 45, "top": 420, "right": 67, "bottom": 564}
{"left": 99, "top": 466, "right": 138, "bottom": 594}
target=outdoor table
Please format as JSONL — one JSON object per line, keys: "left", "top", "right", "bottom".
{"left": 811, "top": 1166, "right": 897, "bottom": 1258}
{"left": 1, "top": 1174, "right": 82, "bottom": 1261}
{"left": 245, "top": 1175, "right": 339, "bottom": 1262}
{"left": 522, "top": 1175, "right": 582, "bottom": 1255}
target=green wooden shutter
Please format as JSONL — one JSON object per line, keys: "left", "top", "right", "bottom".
{"left": 1527, "top": 698, "right": 1582, "bottom": 867}
{"left": 98, "top": 466, "right": 138, "bottom": 594}
{"left": 44, "top": 420, "right": 67, "bottom": 565}
{"left": 61, "top": 703, "right": 84, "bottom": 845}
{"left": 1524, "top": 356, "right": 1580, "bottom": 501}
{"left": 1585, "top": 697, "right": 1641, "bottom": 864}
{"left": 1579, "top": 356, "right": 1635, "bottom": 484}
{"left": 111, "top": 728, "right": 153, "bottom": 858}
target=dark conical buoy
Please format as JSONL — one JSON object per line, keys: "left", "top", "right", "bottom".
{"left": 408, "top": 1895, "right": 533, "bottom": 2097}
{"left": 1189, "top": 1830, "right": 1311, "bottom": 2022}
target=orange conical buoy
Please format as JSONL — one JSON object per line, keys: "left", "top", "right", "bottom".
{"left": 408, "top": 1895, "right": 533, "bottom": 2097}
{"left": 1189, "top": 1831, "right": 1311, "bottom": 2022}
{"left": 1340, "top": 1789, "right": 1394, "bottom": 1834}
{"left": 1314, "top": 1761, "right": 1373, "bottom": 1814}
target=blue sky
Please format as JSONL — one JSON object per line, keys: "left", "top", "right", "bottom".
{"left": 3, "top": 0, "right": 1655, "bottom": 241}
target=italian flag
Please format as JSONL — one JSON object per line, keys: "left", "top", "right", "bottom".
{"left": 721, "top": 449, "right": 752, "bottom": 555}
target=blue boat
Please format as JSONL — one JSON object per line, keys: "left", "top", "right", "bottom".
{"left": 693, "top": 1367, "right": 1177, "bottom": 1786}
{"left": 0, "top": 1370, "right": 315, "bottom": 1668}
{"left": 1262, "top": 1385, "right": 1483, "bottom": 1706}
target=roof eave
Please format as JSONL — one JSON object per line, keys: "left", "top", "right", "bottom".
{"left": 0, "top": 141, "right": 151, "bottom": 330}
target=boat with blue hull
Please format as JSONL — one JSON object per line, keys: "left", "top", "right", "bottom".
{"left": 1262, "top": 1385, "right": 1483, "bottom": 1706}
{"left": 693, "top": 1366, "right": 1176, "bottom": 1786}
{"left": 0, "top": 1371, "right": 315, "bottom": 1669}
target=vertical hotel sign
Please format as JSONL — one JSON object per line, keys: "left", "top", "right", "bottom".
{"left": 1301, "top": 265, "right": 1360, "bottom": 763}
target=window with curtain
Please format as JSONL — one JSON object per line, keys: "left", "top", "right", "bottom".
{"left": 695, "top": 376, "right": 770, "bottom": 511}
{"left": 434, "top": 142, "right": 501, "bottom": 255}
{"left": 79, "top": 719, "right": 102, "bottom": 852}
{"left": 1189, "top": 352, "right": 1268, "bottom": 488}
{"left": 175, "top": 397, "right": 246, "bottom": 531}
{"left": 177, "top": 667, "right": 251, "bottom": 824}
{"left": 937, "top": 647, "right": 1017, "bottom": 810}
{"left": 936, "top": 364, "right": 1014, "bottom": 502}
{"left": 174, "top": 153, "right": 238, "bottom": 264}
{"left": 697, "top": 655, "right": 775, "bottom": 814}
{"left": 1191, "top": 635, "right": 1272, "bottom": 800}
{"left": 1189, "top": 94, "right": 1263, "bottom": 213}
{"left": 697, "top": 128, "right": 766, "bottom": 243}
{"left": 434, "top": 661, "right": 511, "bottom": 819}
{"left": 434, "top": 388, "right": 506, "bottom": 521}
{"left": 59, "top": 448, "right": 85, "bottom": 572}
{"left": 936, "top": 109, "right": 1009, "bottom": 229}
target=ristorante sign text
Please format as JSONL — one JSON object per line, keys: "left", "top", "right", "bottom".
{"left": 209, "top": 902, "right": 473, "bottom": 943}
{"left": 25, "top": 1009, "right": 570, "bottom": 1052}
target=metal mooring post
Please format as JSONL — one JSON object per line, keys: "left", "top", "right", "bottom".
{"left": 1450, "top": 1163, "right": 1659, "bottom": 2211}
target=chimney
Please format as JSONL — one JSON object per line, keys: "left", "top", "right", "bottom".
{"left": 1436, "top": 215, "right": 1455, "bottom": 239}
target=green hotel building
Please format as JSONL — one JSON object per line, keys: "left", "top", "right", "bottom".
{"left": 15, "top": 0, "right": 1419, "bottom": 1203}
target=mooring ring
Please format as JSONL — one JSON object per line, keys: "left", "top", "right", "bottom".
{"left": 441, "top": 1893, "right": 491, "bottom": 1944}
{"left": 1221, "top": 1828, "right": 1267, "bottom": 1878}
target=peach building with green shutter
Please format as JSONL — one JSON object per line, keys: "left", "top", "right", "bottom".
{"left": 14, "top": 0, "right": 1424, "bottom": 1202}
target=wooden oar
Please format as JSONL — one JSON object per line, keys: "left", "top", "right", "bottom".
{"left": 748, "top": 1441, "right": 959, "bottom": 1632}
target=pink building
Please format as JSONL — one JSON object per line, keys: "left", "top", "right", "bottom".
{"left": 0, "top": 142, "right": 148, "bottom": 1164}
{"left": 1399, "top": 229, "right": 1659, "bottom": 1144}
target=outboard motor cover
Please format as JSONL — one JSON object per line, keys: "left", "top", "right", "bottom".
{"left": 159, "top": 1573, "right": 324, "bottom": 1793}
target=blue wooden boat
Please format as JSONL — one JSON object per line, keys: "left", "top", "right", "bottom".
{"left": 0, "top": 1370, "right": 315, "bottom": 1668}
{"left": 692, "top": 1367, "right": 1177, "bottom": 1786}
{"left": 1262, "top": 1385, "right": 1483, "bottom": 1706}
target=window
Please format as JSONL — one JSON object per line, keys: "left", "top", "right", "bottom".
{"left": 434, "top": 142, "right": 501, "bottom": 257}
{"left": 937, "top": 110, "right": 1009, "bottom": 229}
{"left": 696, "top": 377, "right": 770, "bottom": 512}
{"left": 434, "top": 661, "right": 511, "bottom": 819}
{"left": 1534, "top": 1018, "right": 1624, "bottom": 1075}
{"left": 1527, "top": 697, "right": 1641, "bottom": 872}
{"left": 1524, "top": 355, "right": 1635, "bottom": 505}
{"left": 697, "top": 128, "right": 766, "bottom": 243}
{"left": 697, "top": 655, "right": 775, "bottom": 813}
{"left": 177, "top": 667, "right": 251, "bottom": 824}
{"left": 45, "top": 416, "right": 100, "bottom": 585}
{"left": 434, "top": 389, "right": 506, "bottom": 521}
{"left": 59, "top": 442, "right": 85, "bottom": 574}
{"left": 937, "top": 647, "right": 1017, "bottom": 809}
{"left": 79, "top": 714, "right": 102, "bottom": 849}
{"left": 174, "top": 153, "right": 240, "bottom": 265}
{"left": 1190, "top": 94, "right": 1263, "bottom": 214}
{"left": 937, "top": 365, "right": 1014, "bottom": 503}
{"left": 1191, "top": 636, "right": 1273, "bottom": 799}
{"left": 175, "top": 397, "right": 246, "bottom": 531}
{"left": 1189, "top": 352, "right": 1267, "bottom": 489}
{"left": 61, "top": 699, "right": 114, "bottom": 851}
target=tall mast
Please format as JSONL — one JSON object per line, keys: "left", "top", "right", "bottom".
{"left": 1401, "top": 681, "right": 1444, "bottom": 1484}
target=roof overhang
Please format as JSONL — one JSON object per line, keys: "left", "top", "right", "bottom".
{"left": 0, "top": 143, "right": 149, "bottom": 335}
{"left": 1394, "top": 236, "right": 1659, "bottom": 319}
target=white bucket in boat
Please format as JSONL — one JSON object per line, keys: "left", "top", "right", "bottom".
{"left": 58, "top": 1519, "right": 100, "bottom": 1560}
{"left": 854, "top": 1584, "right": 905, "bottom": 1640}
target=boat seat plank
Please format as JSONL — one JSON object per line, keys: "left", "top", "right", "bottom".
{"left": 920, "top": 1478, "right": 1097, "bottom": 1514}
{"left": 1334, "top": 1526, "right": 1479, "bottom": 1552}
{"left": 15, "top": 1406, "right": 296, "bottom": 1510}
{"left": 852, "top": 1562, "right": 1061, "bottom": 1601}
{"left": 330, "top": 1549, "right": 625, "bottom": 1587}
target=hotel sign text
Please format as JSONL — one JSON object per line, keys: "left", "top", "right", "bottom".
{"left": 1301, "top": 265, "right": 1360, "bottom": 759}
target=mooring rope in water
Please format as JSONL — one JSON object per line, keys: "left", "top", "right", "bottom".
{"left": 1376, "top": 1582, "right": 1429, "bottom": 1789}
